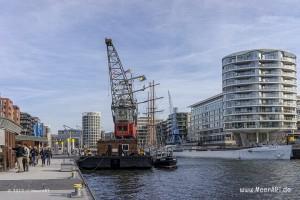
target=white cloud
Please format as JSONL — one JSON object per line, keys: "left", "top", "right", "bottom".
{"left": 1, "top": 0, "right": 300, "bottom": 133}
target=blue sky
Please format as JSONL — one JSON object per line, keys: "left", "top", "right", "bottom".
{"left": 1, "top": 0, "right": 300, "bottom": 133}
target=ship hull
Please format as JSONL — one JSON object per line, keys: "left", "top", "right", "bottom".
{"left": 173, "top": 145, "right": 292, "bottom": 160}
{"left": 77, "top": 155, "right": 153, "bottom": 170}
{"left": 153, "top": 157, "right": 177, "bottom": 169}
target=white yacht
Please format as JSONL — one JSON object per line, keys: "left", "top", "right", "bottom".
{"left": 171, "top": 145, "right": 292, "bottom": 160}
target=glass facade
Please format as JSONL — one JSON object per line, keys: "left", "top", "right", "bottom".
{"left": 189, "top": 94, "right": 235, "bottom": 145}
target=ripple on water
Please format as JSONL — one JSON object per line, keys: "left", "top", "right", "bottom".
{"left": 82, "top": 158, "right": 300, "bottom": 200}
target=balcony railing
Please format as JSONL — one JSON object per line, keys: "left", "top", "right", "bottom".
{"left": 226, "top": 94, "right": 259, "bottom": 100}
{"left": 223, "top": 64, "right": 256, "bottom": 72}
{"left": 282, "top": 57, "right": 296, "bottom": 63}
{"left": 283, "top": 65, "right": 296, "bottom": 71}
{"left": 282, "top": 87, "right": 296, "bottom": 92}
{"left": 260, "top": 117, "right": 283, "bottom": 120}
{"left": 261, "top": 94, "right": 281, "bottom": 98}
{"left": 260, "top": 63, "right": 281, "bottom": 68}
{"left": 283, "top": 80, "right": 297, "bottom": 85}
{"left": 259, "top": 71, "right": 294, "bottom": 77}
{"left": 225, "top": 125, "right": 294, "bottom": 129}
{"left": 282, "top": 72, "right": 296, "bottom": 77}
{"left": 283, "top": 102, "right": 296, "bottom": 106}
{"left": 223, "top": 72, "right": 256, "bottom": 79}
{"left": 262, "top": 55, "right": 279, "bottom": 60}
{"left": 260, "top": 87, "right": 279, "bottom": 91}
{"left": 226, "top": 117, "right": 260, "bottom": 121}
{"left": 225, "top": 101, "right": 259, "bottom": 107}
{"left": 260, "top": 79, "right": 281, "bottom": 83}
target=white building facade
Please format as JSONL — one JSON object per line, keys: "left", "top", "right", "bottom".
{"left": 137, "top": 117, "right": 162, "bottom": 147}
{"left": 188, "top": 49, "right": 297, "bottom": 147}
{"left": 223, "top": 49, "right": 297, "bottom": 146}
{"left": 82, "top": 112, "right": 101, "bottom": 150}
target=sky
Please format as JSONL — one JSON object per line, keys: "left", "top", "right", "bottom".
{"left": 1, "top": 0, "right": 300, "bottom": 133}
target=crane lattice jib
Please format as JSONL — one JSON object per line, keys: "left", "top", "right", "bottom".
{"left": 105, "top": 38, "right": 137, "bottom": 124}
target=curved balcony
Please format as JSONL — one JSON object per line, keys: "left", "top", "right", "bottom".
{"left": 224, "top": 126, "right": 295, "bottom": 132}
{"left": 223, "top": 73, "right": 256, "bottom": 80}
{"left": 224, "top": 88, "right": 296, "bottom": 94}
{"left": 224, "top": 111, "right": 296, "bottom": 116}
{"left": 225, "top": 101, "right": 296, "bottom": 108}
{"left": 223, "top": 62, "right": 296, "bottom": 73}
{"left": 223, "top": 49, "right": 297, "bottom": 133}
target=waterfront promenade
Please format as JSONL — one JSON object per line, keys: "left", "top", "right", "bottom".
{"left": 0, "top": 156, "right": 93, "bottom": 200}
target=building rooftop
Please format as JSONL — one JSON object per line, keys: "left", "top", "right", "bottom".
{"left": 223, "top": 49, "right": 296, "bottom": 60}
{"left": 190, "top": 93, "right": 223, "bottom": 108}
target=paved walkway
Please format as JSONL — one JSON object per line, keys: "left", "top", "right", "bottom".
{"left": 0, "top": 157, "right": 93, "bottom": 200}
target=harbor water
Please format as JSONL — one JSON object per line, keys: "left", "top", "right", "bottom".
{"left": 82, "top": 157, "right": 300, "bottom": 200}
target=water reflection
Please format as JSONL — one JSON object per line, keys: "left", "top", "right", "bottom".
{"left": 83, "top": 158, "right": 300, "bottom": 200}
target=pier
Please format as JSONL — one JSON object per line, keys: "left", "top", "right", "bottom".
{"left": 0, "top": 156, "right": 94, "bottom": 200}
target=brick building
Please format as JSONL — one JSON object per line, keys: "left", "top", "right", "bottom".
{"left": 0, "top": 97, "right": 22, "bottom": 171}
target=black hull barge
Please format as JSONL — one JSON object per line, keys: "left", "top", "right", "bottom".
{"left": 77, "top": 155, "right": 152, "bottom": 170}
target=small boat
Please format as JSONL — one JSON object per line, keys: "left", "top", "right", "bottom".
{"left": 153, "top": 147, "right": 177, "bottom": 169}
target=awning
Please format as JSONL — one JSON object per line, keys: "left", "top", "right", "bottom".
{"left": 16, "top": 135, "right": 48, "bottom": 142}
{"left": 0, "top": 117, "right": 22, "bottom": 134}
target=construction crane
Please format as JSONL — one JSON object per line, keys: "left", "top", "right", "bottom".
{"left": 167, "top": 91, "right": 182, "bottom": 145}
{"left": 63, "top": 124, "right": 81, "bottom": 155}
{"left": 105, "top": 38, "right": 146, "bottom": 139}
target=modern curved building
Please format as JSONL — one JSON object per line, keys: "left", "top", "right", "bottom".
{"left": 222, "top": 49, "right": 297, "bottom": 146}
{"left": 82, "top": 112, "right": 101, "bottom": 149}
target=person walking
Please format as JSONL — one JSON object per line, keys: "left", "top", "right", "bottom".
{"left": 36, "top": 147, "right": 40, "bottom": 165}
{"left": 23, "top": 144, "right": 30, "bottom": 171}
{"left": 28, "top": 146, "right": 32, "bottom": 166}
{"left": 12, "top": 144, "right": 25, "bottom": 173}
{"left": 40, "top": 148, "right": 46, "bottom": 167}
{"left": 49, "top": 148, "right": 52, "bottom": 165}
{"left": 45, "top": 148, "right": 51, "bottom": 166}
{"left": 30, "top": 146, "right": 37, "bottom": 166}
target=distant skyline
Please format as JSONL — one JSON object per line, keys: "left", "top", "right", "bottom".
{"left": 1, "top": 0, "right": 300, "bottom": 133}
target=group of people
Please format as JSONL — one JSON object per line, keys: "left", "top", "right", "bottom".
{"left": 13, "top": 144, "right": 52, "bottom": 173}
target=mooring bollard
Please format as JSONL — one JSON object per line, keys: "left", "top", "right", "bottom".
{"left": 71, "top": 183, "right": 82, "bottom": 197}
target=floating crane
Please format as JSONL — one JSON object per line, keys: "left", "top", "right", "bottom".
{"left": 167, "top": 91, "right": 182, "bottom": 145}
{"left": 76, "top": 38, "right": 153, "bottom": 170}
{"left": 105, "top": 38, "right": 145, "bottom": 139}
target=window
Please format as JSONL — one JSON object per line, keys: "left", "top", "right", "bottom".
{"left": 122, "top": 144, "right": 129, "bottom": 151}
{"left": 118, "top": 126, "right": 127, "bottom": 131}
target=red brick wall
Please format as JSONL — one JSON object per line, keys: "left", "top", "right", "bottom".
{"left": 5, "top": 131, "right": 16, "bottom": 169}
{"left": 1, "top": 98, "right": 14, "bottom": 121}
{"left": 0, "top": 98, "right": 20, "bottom": 124}
{"left": 13, "top": 105, "right": 20, "bottom": 125}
